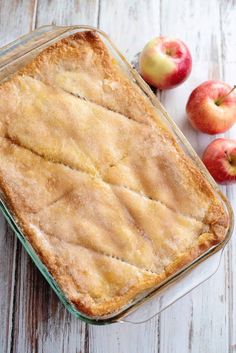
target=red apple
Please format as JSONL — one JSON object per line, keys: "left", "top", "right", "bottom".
{"left": 186, "top": 81, "right": 236, "bottom": 134}
{"left": 202, "top": 138, "right": 236, "bottom": 184}
{"left": 139, "top": 36, "right": 192, "bottom": 90}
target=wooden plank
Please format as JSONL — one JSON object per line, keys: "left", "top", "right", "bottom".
{"left": 0, "top": 1, "right": 37, "bottom": 353}
{"left": 10, "top": 1, "right": 98, "bottom": 353}
{"left": 0, "top": 221, "right": 16, "bottom": 353}
{"left": 98, "top": 0, "right": 160, "bottom": 62}
{"left": 89, "top": 1, "right": 161, "bottom": 352}
{"left": 36, "top": 0, "right": 99, "bottom": 27}
{"left": 11, "top": 254, "right": 87, "bottom": 353}
{"left": 220, "top": 1, "right": 236, "bottom": 352}
{"left": 158, "top": 1, "right": 230, "bottom": 352}
{"left": 0, "top": 0, "right": 36, "bottom": 46}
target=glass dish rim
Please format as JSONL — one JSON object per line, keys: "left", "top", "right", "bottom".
{"left": 0, "top": 24, "right": 234, "bottom": 325}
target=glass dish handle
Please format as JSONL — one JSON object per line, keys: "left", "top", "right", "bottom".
{"left": 122, "top": 249, "right": 224, "bottom": 324}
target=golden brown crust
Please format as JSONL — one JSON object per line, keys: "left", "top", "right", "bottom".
{"left": 72, "top": 233, "right": 221, "bottom": 317}
{"left": 204, "top": 200, "right": 229, "bottom": 241}
{"left": 0, "top": 31, "right": 230, "bottom": 318}
{"left": 0, "top": 163, "right": 228, "bottom": 317}
{"left": 2, "top": 185, "right": 221, "bottom": 317}
{"left": 0, "top": 174, "right": 221, "bottom": 317}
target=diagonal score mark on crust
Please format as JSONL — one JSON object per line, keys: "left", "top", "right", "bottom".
{"left": 59, "top": 87, "right": 150, "bottom": 127}
{"left": 6, "top": 126, "right": 101, "bottom": 180}
{"left": 110, "top": 190, "right": 156, "bottom": 249}
{"left": 30, "top": 188, "right": 75, "bottom": 215}
{"left": 25, "top": 164, "right": 158, "bottom": 266}
{"left": 19, "top": 73, "right": 152, "bottom": 128}
{"left": 30, "top": 222, "right": 212, "bottom": 306}
{"left": 31, "top": 222, "right": 160, "bottom": 275}
{"left": 40, "top": 181, "right": 156, "bottom": 257}
{"left": 2, "top": 135, "right": 206, "bottom": 226}
{"left": 28, "top": 223, "right": 165, "bottom": 310}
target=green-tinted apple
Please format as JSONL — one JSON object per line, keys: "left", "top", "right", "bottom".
{"left": 139, "top": 36, "right": 192, "bottom": 90}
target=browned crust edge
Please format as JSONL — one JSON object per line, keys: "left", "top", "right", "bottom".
{"left": 0, "top": 170, "right": 229, "bottom": 317}
{"left": 70, "top": 232, "right": 224, "bottom": 317}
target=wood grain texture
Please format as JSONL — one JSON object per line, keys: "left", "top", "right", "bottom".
{"left": 158, "top": 1, "right": 230, "bottom": 352}
{"left": 220, "top": 1, "right": 236, "bottom": 351}
{"left": 36, "top": 0, "right": 99, "bottom": 27}
{"left": 98, "top": 0, "right": 160, "bottom": 61}
{"left": 0, "top": 1, "right": 37, "bottom": 353}
{"left": 0, "top": 0, "right": 36, "bottom": 46}
{"left": 0, "top": 221, "right": 17, "bottom": 353}
{"left": 0, "top": 0, "right": 235, "bottom": 352}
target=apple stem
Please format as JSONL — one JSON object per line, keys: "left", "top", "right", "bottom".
{"left": 216, "top": 85, "right": 236, "bottom": 106}
{"left": 226, "top": 151, "right": 236, "bottom": 167}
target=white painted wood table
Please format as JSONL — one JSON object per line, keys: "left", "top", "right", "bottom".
{"left": 0, "top": 0, "right": 235, "bottom": 352}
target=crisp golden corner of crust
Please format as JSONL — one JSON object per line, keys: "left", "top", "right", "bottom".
{"left": 204, "top": 201, "right": 229, "bottom": 243}
{"left": 70, "top": 273, "right": 165, "bottom": 318}
{"left": 18, "top": 30, "right": 107, "bottom": 78}
{"left": 164, "top": 231, "right": 221, "bottom": 280}
{"left": 57, "top": 30, "right": 103, "bottom": 52}
{"left": 68, "top": 30, "right": 100, "bottom": 43}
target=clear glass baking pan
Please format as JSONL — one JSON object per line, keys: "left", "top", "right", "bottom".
{"left": 0, "top": 25, "right": 234, "bottom": 325}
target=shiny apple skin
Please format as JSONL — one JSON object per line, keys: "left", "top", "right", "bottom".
{"left": 186, "top": 80, "right": 236, "bottom": 134}
{"left": 202, "top": 138, "right": 236, "bottom": 184}
{"left": 139, "top": 36, "right": 192, "bottom": 90}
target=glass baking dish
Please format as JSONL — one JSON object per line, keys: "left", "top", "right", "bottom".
{"left": 0, "top": 25, "right": 234, "bottom": 325}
